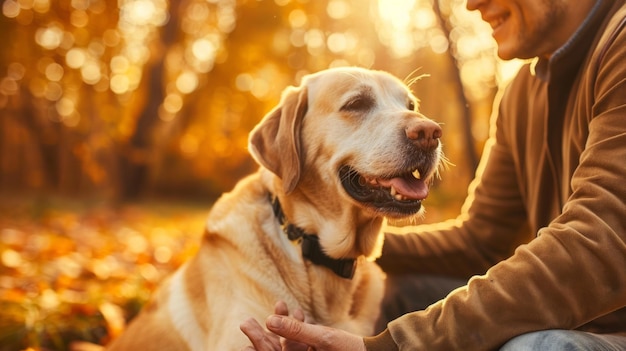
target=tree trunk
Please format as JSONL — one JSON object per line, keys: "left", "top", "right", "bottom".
{"left": 433, "top": 0, "right": 478, "bottom": 171}
{"left": 120, "top": 0, "right": 180, "bottom": 200}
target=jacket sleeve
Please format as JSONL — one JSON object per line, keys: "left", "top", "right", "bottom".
{"left": 377, "top": 84, "right": 532, "bottom": 279}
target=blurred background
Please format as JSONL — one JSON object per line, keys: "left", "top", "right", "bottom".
{"left": 0, "top": 0, "right": 524, "bottom": 349}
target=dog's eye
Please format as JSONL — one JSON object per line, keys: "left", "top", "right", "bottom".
{"left": 341, "top": 96, "right": 374, "bottom": 112}
{"left": 407, "top": 101, "right": 416, "bottom": 111}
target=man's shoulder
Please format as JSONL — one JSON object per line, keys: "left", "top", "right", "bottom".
{"left": 592, "top": 0, "right": 626, "bottom": 61}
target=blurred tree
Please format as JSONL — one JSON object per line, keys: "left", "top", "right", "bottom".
{"left": 120, "top": 0, "right": 179, "bottom": 199}
{"left": 0, "top": 0, "right": 511, "bottom": 219}
{"left": 433, "top": 0, "right": 477, "bottom": 170}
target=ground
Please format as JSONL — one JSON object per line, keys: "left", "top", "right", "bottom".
{"left": 0, "top": 196, "right": 210, "bottom": 351}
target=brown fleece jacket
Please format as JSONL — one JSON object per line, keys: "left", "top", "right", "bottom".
{"left": 366, "top": 0, "right": 626, "bottom": 349}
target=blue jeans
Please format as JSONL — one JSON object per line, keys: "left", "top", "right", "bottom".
{"left": 501, "top": 330, "right": 626, "bottom": 350}
{"left": 377, "top": 274, "right": 626, "bottom": 350}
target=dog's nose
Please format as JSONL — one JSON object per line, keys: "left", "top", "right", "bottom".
{"left": 405, "top": 118, "right": 442, "bottom": 150}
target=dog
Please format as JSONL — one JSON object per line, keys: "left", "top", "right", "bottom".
{"left": 105, "top": 67, "right": 443, "bottom": 350}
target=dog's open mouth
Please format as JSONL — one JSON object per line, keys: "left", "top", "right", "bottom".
{"left": 339, "top": 165, "right": 429, "bottom": 216}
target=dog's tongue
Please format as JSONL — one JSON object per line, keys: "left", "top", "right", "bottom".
{"left": 377, "top": 176, "right": 429, "bottom": 200}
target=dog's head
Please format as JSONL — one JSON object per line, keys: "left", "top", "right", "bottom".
{"left": 249, "top": 67, "right": 442, "bottom": 220}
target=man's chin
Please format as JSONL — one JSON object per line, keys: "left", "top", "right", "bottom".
{"left": 495, "top": 42, "right": 519, "bottom": 61}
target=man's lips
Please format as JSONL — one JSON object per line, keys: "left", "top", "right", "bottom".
{"left": 484, "top": 13, "right": 509, "bottom": 32}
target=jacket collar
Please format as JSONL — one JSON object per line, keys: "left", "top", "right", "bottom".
{"left": 533, "top": 0, "right": 614, "bottom": 82}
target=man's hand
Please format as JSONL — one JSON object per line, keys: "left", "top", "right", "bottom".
{"left": 240, "top": 302, "right": 367, "bottom": 351}
{"left": 240, "top": 301, "right": 309, "bottom": 351}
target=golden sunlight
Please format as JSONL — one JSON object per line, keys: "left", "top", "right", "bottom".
{"left": 327, "top": 0, "right": 351, "bottom": 19}
{"left": 65, "top": 48, "right": 87, "bottom": 69}
{"left": 175, "top": 71, "right": 199, "bottom": 94}
{"left": 376, "top": 0, "right": 417, "bottom": 57}
{"left": 35, "top": 25, "right": 63, "bottom": 50}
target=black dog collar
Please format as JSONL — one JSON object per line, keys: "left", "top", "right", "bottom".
{"left": 270, "top": 195, "right": 356, "bottom": 280}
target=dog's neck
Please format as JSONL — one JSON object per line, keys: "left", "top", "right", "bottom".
{"left": 270, "top": 194, "right": 357, "bottom": 279}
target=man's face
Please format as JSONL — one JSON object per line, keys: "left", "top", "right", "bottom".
{"left": 466, "top": 0, "right": 568, "bottom": 60}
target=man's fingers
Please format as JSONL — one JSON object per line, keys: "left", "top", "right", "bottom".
{"left": 240, "top": 317, "right": 280, "bottom": 351}
{"left": 266, "top": 315, "right": 367, "bottom": 351}
{"left": 293, "top": 308, "right": 305, "bottom": 322}
{"left": 266, "top": 315, "right": 324, "bottom": 346}
{"left": 274, "top": 300, "right": 289, "bottom": 316}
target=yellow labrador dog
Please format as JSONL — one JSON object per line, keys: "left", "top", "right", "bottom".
{"left": 106, "top": 67, "right": 442, "bottom": 350}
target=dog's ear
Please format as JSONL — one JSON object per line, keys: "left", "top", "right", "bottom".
{"left": 249, "top": 85, "right": 308, "bottom": 194}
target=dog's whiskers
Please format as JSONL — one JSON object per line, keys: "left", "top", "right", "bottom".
{"left": 435, "top": 150, "right": 453, "bottom": 181}
{"left": 403, "top": 68, "right": 430, "bottom": 89}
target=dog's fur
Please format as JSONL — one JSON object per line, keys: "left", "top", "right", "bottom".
{"left": 106, "top": 67, "right": 442, "bottom": 350}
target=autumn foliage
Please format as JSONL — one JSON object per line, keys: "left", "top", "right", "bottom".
{"left": 0, "top": 197, "right": 207, "bottom": 349}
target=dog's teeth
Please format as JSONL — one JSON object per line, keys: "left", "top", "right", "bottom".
{"left": 390, "top": 186, "right": 397, "bottom": 196}
{"left": 394, "top": 194, "right": 404, "bottom": 201}
{"left": 412, "top": 170, "right": 422, "bottom": 179}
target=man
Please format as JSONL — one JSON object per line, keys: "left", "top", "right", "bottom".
{"left": 240, "top": 0, "right": 626, "bottom": 349}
